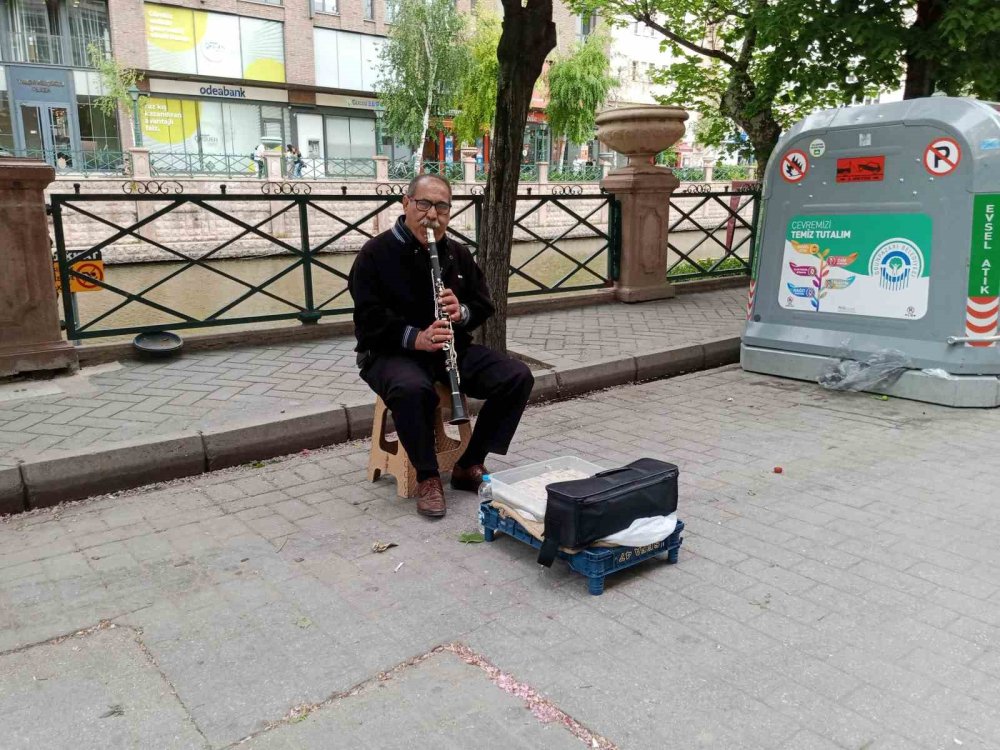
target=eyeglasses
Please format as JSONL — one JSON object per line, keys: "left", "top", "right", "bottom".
{"left": 410, "top": 198, "right": 452, "bottom": 214}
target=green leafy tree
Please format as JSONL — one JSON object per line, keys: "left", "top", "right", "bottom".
{"left": 375, "top": 0, "right": 468, "bottom": 167}
{"left": 453, "top": 7, "right": 502, "bottom": 146}
{"left": 546, "top": 31, "right": 617, "bottom": 167}
{"left": 477, "top": 0, "right": 557, "bottom": 353}
{"left": 570, "top": 1, "right": 905, "bottom": 170}
{"left": 893, "top": 0, "right": 1000, "bottom": 100}
{"left": 87, "top": 42, "right": 143, "bottom": 147}
{"left": 568, "top": 0, "right": 999, "bottom": 172}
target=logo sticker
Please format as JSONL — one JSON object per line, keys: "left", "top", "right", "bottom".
{"left": 870, "top": 239, "right": 924, "bottom": 291}
{"left": 809, "top": 139, "right": 826, "bottom": 158}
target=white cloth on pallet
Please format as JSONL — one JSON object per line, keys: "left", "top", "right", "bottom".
{"left": 490, "top": 500, "right": 677, "bottom": 550}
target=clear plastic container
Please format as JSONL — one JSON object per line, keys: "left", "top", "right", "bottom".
{"left": 477, "top": 474, "right": 492, "bottom": 533}
{"left": 489, "top": 456, "right": 604, "bottom": 521}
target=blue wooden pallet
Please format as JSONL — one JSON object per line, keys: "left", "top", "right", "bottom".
{"left": 478, "top": 501, "right": 684, "bottom": 595}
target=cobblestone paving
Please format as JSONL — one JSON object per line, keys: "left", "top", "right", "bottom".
{"left": 2, "top": 365, "right": 999, "bottom": 748}
{"left": 0, "top": 287, "right": 745, "bottom": 461}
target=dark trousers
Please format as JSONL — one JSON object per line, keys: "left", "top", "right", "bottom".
{"left": 361, "top": 344, "right": 534, "bottom": 476}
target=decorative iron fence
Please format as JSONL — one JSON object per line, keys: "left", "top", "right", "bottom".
{"left": 666, "top": 184, "right": 761, "bottom": 281}
{"left": 13, "top": 148, "right": 127, "bottom": 176}
{"left": 51, "top": 187, "right": 618, "bottom": 340}
{"left": 150, "top": 152, "right": 260, "bottom": 178}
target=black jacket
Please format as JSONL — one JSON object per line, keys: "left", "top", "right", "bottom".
{"left": 348, "top": 216, "right": 494, "bottom": 361}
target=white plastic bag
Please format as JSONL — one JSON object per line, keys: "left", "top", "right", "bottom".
{"left": 600, "top": 513, "right": 678, "bottom": 547}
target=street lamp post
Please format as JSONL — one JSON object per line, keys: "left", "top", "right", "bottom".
{"left": 127, "top": 85, "right": 146, "bottom": 147}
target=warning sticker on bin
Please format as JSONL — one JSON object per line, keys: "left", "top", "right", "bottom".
{"left": 836, "top": 156, "right": 885, "bottom": 183}
{"left": 780, "top": 150, "right": 809, "bottom": 183}
{"left": 923, "top": 138, "right": 961, "bottom": 176}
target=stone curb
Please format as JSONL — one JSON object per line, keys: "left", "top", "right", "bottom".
{"left": 2, "top": 337, "right": 741, "bottom": 514}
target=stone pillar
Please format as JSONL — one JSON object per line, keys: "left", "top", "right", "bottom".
{"left": 0, "top": 159, "right": 78, "bottom": 377}
{"left": 461, "top": 147, "right": 477, "bottom": 186}
{"left": 702, "top": 156, "right": 716, "bottom": 183}
{"left": 601, "top": 167, "right": 679, "bottom": 303}
{"left": 373, "top": 154, "right": 389, "bottom": 182}
{"left": 128, "top": 147, "right": 151, "bottom": 179}
{"left": 264, "top": 152, "right": 283, "bottom": 182}
{"left": 537, "top": 161, "right": 549, "bottom": 185}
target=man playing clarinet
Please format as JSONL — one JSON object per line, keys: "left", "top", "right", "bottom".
{"left": 348, "top": 174, "right": 534, "bottom": 518}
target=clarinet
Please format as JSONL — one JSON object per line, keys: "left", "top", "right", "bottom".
{"left": 425, "top": 226, "right": 470, "bottom": 425}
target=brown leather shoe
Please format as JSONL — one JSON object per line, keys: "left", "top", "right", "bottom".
{"left": 416, "top": 477, "right": 446, "bottom": 518}
{"left": 450, "top": 464, "right": 488, "bottom": 493}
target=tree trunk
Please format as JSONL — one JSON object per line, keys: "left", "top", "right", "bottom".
{"left": 721, "top": 70, "right": 782, "bottom": 178}
{"left": 478, "top": 0, "right": 556, "bottom": 354}
{"left": 902, "top": 0, "right": 945, "bottom": 99}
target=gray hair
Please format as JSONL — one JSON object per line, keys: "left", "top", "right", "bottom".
{"left": 406, "top": 173, "right": 452, "bottom": 197}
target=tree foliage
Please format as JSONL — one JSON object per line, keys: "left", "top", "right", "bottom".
{"left": 375, "top": 0, "right": 468, "bottom": 160}
{"left": 891, "top": 0, "right": 1000, "bottom": 100}
{"left": 87, "top": 42, "right": 144, "bottom": 140}
{"left": 453, "top": 7, "right": 502, "bottom": 146}
{"left": 546, "top": 31, "right": 617, "bottom": 162}
{"left": 566, "top": 0, "right": 999, "bottom": 171}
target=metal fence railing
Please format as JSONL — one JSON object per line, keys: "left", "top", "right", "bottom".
{"left": 294, "top": 157, "right": 376, "bottom": 180}
{"left": 549, "top": 166, "right": 601, "bottom": 182}
{"left": 672, "top": 167, "right": 706, "bottom": 182}
{"left": 388, "top": 159, "right": 464, "bottom": 182}
{"left": 666, "top": 184, "right": 761, "bottom": 281}
{"left": 13, "top": 148, "right": 127, "bottom": 176}
{"left": 150, "top": 152, "right": 260, "bottom": 178}
{"left": 50, "top": 186, "right": 618, "bottom": 340}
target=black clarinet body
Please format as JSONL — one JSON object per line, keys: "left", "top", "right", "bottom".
{"left": 425, "top": 226, "right": 470, "bottom": 425}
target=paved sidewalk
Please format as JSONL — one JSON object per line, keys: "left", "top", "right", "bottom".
{"left": 2, "top": 366, "right": 1000, "bottom": 749}
{"left": 0, "top": 286, "right": 745, "bottom": 471}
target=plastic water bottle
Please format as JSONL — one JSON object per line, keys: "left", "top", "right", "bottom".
{"left": 477, "top": 474, "right": 492, "bottom": 534}
{"left": 477, "top": 474, "right": 493, "bottom": 504}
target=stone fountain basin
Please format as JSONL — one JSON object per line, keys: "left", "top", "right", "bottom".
{"left": 596, "top": 106, "right": 689, "bottom": 163}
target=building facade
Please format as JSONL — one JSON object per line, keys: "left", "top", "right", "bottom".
{"left": 0, "top": 0, "right": 118, "bottom": 164}
{"left": 0, "top": 0, "right": 614, "bottom": 171}
{"left": 117, "top": 0, "right": 432, "bottom": 165}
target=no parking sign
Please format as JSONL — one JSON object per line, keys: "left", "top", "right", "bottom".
{"left": 923, "top": 137, "right": 961, "bottom": 176}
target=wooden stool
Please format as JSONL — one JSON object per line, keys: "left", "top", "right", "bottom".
{"left": 367, "top": 383, "right": 472, "bottom": 498}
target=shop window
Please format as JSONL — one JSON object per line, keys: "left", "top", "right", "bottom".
{"left": 349, "top": 118, "right": 376, "bottom": 159}
{"left": 68, "top": 0, "right": 111, "bottom": 66}
{"left": 0, "top": 93, "right": 15, "bottom": 155}
{"left": 314, "top": 0, "right": 338, "bottom": 13}
{"left": 144, "top": 4, "right": 285, "bottom": 83}
{"left": 8, "top": 0, "right": 62, "bottom": 64}
{"left": 76, "top": 97, "right": 121, "bottom": 154}
{"left": 314, "top": 29, "right": 385, "bottom": 91}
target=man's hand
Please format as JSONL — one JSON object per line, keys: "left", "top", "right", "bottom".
{"left": 439, "top": 288, "right": 461, "bottom": 322}
{"left": 415, "top": 319, "right": 453, "bottom": 352}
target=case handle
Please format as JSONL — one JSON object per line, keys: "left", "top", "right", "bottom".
{"left": 594, "top": 466, "right": 630, "bottom": 478}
